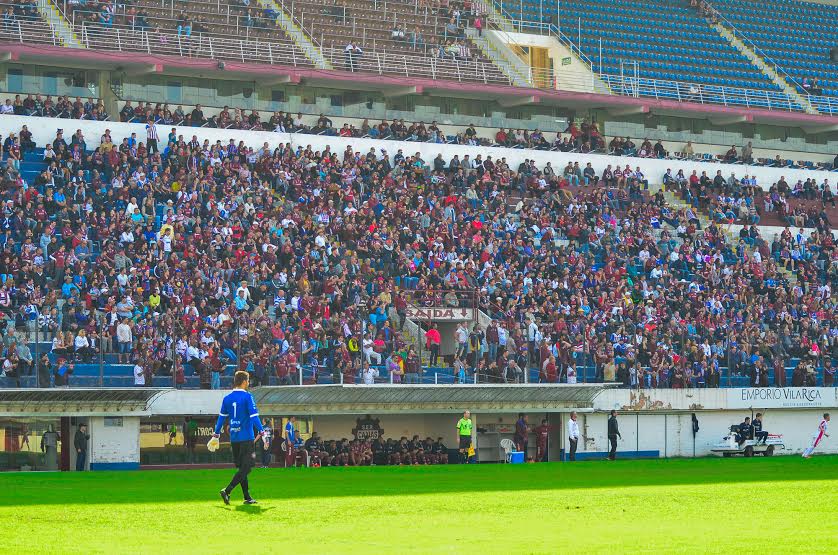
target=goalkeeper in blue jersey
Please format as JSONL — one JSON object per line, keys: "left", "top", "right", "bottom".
{"left": 213, "top": 370, "right": 265, "bottom": 505}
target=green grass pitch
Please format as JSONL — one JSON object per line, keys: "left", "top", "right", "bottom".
{"left": 0, "top": 457, "right": 835, "bottom": 554}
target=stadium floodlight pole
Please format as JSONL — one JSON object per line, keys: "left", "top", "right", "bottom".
{"left": 300, "top": 329, "right": 304, "bottom": 386}
{"left": 636, "top": 413, "right": 639, "bottom": 452}
{"left": 726, "top": 331, "right": 732, "bottom": 387}
{"left": 581, "top": 321, "right": 587, "bottom": 383}
{"left": 557, "top": 0, "right": 560, "bottom": 36}
{"left": 599, "top": 37, "right": 602, "bottom": 75}
{"left": 98, "top": 318, "right": 104, "bottom": 387}
{"left": 363, "top": 303, "right": 369, "bottom": 377}
{"left": 33, "top": 325, "right": 39, "bottom": 387}
{"left": 171, "top": 320, "right": 178, "bottom": 389}
{"left": 237, "top": 318, "right": 242, "bottom": 372}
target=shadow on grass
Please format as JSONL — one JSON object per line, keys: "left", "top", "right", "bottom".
{"left": 235, "top": 504, "right": 273, "bottom": 515}
{"left": 215, "top": 504, "right": 274, "bottom": 515}
{"left": 0, "top": 456, "right": 835, "bottom": 507}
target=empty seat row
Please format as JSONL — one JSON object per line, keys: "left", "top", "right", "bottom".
{"left": 708, "top": 0, "right": 838, "bottom": 100}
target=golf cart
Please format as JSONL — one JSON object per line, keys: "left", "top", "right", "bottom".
{"left": 711, "top": 424, "right": 784, "bottom": 457}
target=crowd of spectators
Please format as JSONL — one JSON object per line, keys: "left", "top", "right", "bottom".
{"left": 0, "top": 94, "right": 110, "bottom": 121}
{"left": 2, "top": 0, "right": 39, "bottom": 32}
{"left": 801, "top": 77, "right": 824, "bottom": 97}
{"left": 66, "top": 0, "right": 210, "bottom": 37}
{"left": 0, "top": 113, "right": 835, "bottom": 389}
{"left": 672, "top": 167, "right": 835, "bottom": 230}
{"left": 68, "top": 0, "right": 488, "bottom": 71}
{"left": 3, "top": 95, "right": 835, "bottom": 171}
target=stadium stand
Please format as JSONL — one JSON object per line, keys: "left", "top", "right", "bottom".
{"left": 0, "top": 0, "right": 64, "bottom": 46}
{"left": 65, "top": 0, "right": 316, "bottom": 67}
{"left": 0, "top": 113, "right": 834, "bottom": 392}
{"left": 506, "top": 0, "right": 782, "bottom": 92}
{"left": 707, "top": 0, "right": 838, "bottom": 100}
{"left": 52, "top": 0, "right": 515, "bottom": 83}
{"left": 2, "top": 0, "right": 837, "bottom": 110}
{"left": 285, "top": 0, "right": 509, "bottom": 79}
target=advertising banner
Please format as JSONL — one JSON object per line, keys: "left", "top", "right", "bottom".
{"left": 728, "top": 387, "right": 835, "bottom": 409}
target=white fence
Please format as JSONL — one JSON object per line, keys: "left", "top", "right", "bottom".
{"left": 0, "top": 114, "right": 830, "bottom": 189}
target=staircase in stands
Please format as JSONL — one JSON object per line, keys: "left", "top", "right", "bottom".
{"left": 254, "top": 0, "right": 332, "bottom": 69}
{"left": 705, "top": 15, "right": 816, "bottom": 114}
{"left": 35, "top": 0, "right": 83, "bottom": 48}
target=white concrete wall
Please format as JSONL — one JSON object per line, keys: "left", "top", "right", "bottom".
{"left": 576, "top": 409, "right": 835, "bottom": 457}
{"left": 487, "top": 30, "right": 599, "bottom": 94}
{"left": 294, "top": 402, "right": 838, "bottom": 458}
{"left": 88, "top": 415, "right": 140, "bottom": 469}
{"left": 0, "top": 114, "right": 829, "bottom": 190}
{"left": 27, "top": 387, "right": 833, "bottom": 467}
{"left": 593, "top": 387, "right": 838, "bottom": 412}
{"left": 148, "top": 390, "right": 226, "bottom": 416}
{"left": 111, "top": 100, "right": 836, "bottom": 163}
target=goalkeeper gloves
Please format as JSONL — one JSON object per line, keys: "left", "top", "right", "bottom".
{"left": 207, "top": 435, "right": 220, "bottom": 452}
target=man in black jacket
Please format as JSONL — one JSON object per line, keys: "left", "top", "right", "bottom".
{"left": 737, "top": 417, "right": 753, "bottom": 446}
{"left": 607, "top": 410, "right": 621, "bottom": 460}
{"left": 753, "top": 413, "right": 768, "bottom": 444}
{"left": 74, "top": 423, "right": 89, "bottom": 471}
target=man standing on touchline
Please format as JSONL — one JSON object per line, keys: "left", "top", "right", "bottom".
{"left": 74, "top": 423, "right": 89, "bottom": 471}
{"left": 285, "top": 415, "right": 297, "bottom": 468}
{"left": 567, "top": 412, "right": 580, "bottom": 461}
{"left": 514, "top": 413, "right": 529, "bottom": 457}
{"left": 214, "top": 370, "right": 265, "bottom": 505}
{"left": 456, "top": 410, "right": 473, "bottom": 464}
{"left": 607, "top": 410, "right": 621, "bottom": 461}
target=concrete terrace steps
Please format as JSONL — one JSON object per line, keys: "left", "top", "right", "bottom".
{"left": 709, "top": 19, "right": 817, "bottom": 114}
{"left": 465, "top": 28, "right": 531, "bottom": 88}
{"left": 255, "top": 0, "right": 332, "bottom": 69}
{"left": 35, "top": 0, "right": 83, "bottom": 48}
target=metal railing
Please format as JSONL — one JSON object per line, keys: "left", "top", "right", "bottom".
{"left": 480, "top": 0, "right": 837, "bottom": 115}
{"left": 703, "top": 2, "right": 805, "bottom": 91}
{"left": 78, "top": 22, "right": 305, "bottom": 66}
{"left": 598, "top": 74, "right": 807, "bottom": 112}
{"left": 5, "top": 7, "right": 837, "bottom": 115}
{"left": 703, "top": 1, "right": 836, "bottom": 115}
{"left": 284, "top": 0, "right": 484, "bottom": 49}
{"left": 487, "top": 2, "right": 595, "bottom": 71}
{"left": 0, "top": 7, "right": 62, "bottom": 46}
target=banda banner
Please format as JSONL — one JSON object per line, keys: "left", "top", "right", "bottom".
{"left": 727, "top": 387, "right": 835, "bottom": 409}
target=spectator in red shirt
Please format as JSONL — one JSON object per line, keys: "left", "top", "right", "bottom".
{"left": 544, "top": 356, "right": 558, "bottom": 383}
{"left": 425, "top": 324, "right": 441, "bottom": 366}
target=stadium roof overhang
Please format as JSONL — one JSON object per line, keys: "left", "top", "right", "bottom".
{"left": 2, "top": 44, "right": 836, "bottom": 131}
{"left": 252, "top": 384, "right": 611, "bottom": 415}
{"left": 0, "top": 388, "right": 166, "bottom": 416}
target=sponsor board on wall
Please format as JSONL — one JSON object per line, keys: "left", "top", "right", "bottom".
{"left": 728, "top": 387, "right": 836, "bottom": 409}
{"left": 405, "top": 307, "right": 474, "bottom": 321}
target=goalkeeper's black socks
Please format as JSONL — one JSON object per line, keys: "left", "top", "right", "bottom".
{"left": 240, "top": 477, "right": 250, "bottom": 501}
